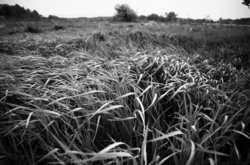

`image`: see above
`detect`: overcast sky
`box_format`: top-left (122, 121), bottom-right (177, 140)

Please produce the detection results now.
top-left (0, 0), bottom-right (249, 20)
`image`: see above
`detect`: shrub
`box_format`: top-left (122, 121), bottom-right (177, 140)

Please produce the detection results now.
top-left (93, 31), bottom-right (106, 42)
top-left (137, 15), bottom-right (147, 22)
top-left (113, 4), bottom-right (137, 22)
top-left (24, 24), bottom-right (41, 33)
top-left (48, 15), bottom-right (60, 20)
top-left (53, 24), bottom-right (65, 30)
top-left (147, 13), bottom-right (161, 22)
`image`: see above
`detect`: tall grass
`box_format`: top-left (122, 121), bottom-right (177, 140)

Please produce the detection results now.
top-left (0, 23), bottom-right (250, 165)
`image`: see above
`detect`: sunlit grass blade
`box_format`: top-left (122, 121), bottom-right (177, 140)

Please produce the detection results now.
top-left (150, 130), bottom-right (183, 142)
top-left (185, 140), bottom-right (195, 165)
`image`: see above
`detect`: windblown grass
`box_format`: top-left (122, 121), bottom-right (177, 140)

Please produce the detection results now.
top-left (0, 22), bottom-right (250, 165)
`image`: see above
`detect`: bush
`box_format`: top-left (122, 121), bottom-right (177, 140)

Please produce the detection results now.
top-left (137, 15), bottom-right (147, 22)
top-left (113, 4), bottom-right (137, 22)
top-left (24, 24), bottom-right (41, 33)
top-left (48, 15), bottom-right (60, 20)
top-left (54, 24), bottom-right (65, 30)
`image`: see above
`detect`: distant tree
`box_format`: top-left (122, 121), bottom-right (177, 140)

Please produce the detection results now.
top-left (147, 13), bottom-right (160, 21)
top-left (31, 10), bottom-right (40, 19)
top-left (242, 0), bottom-right (250, 9)
top-left (219, 17), bottom-right (223, 24)
top-left (113, 4), bottom-right (137, 22)
top-left (138, 15), bottom-right (147, 21)
top-left (48, 15), bottom-right (60, 20)
top-left (1, 4), bottom-right (15, 18)
top-left (159, 16), bottom-right (166, 22)
top-left (165, 12), bottom-right (177, 22)
top-left (0, 4), bottom-right (42, 20)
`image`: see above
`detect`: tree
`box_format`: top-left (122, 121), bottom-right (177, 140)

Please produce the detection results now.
top-left (138, 15), bottom-right (147, 21)
top-left (165, 12), bottom-right (177, 22)
top-left (147, 13), bottom-right (160, 21)
top-left (32, 10), bottom-right (40, 19)
top-left (0, 4), bottom-right (42, 20)
top-left (113, 4), bottom-right (137, 22)
top-left (242, 0), bottom-right (250, 9)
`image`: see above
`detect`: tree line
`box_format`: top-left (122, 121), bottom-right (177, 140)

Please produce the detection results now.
top-left (113, 4), bottom-right (178, 22)
top-left (0, 2), bottom-right (249, 23)
top-left (114, 3), bottom-right (250, 24)
top-left (0, 4), bottom-right (42, 20)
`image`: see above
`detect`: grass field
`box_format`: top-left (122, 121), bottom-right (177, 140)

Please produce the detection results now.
top-left (0, 19), bottom-right (250, 165)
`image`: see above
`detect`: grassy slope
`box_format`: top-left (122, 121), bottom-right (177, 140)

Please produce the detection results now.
top-left (0, 20), bottom-right (250, 165)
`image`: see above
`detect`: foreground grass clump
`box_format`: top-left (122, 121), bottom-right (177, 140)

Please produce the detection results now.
top-left (0, 45), bottom-right (250, 165)
top-left (24, 23), bottom-right (42, 33)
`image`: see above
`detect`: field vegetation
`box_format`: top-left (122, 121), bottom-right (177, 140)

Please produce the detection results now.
top-left (0, 8), bottom-right (250, 165)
